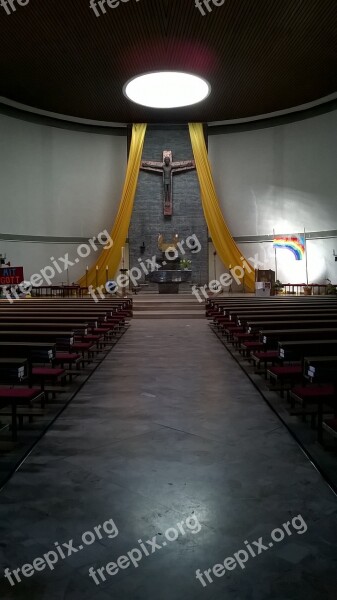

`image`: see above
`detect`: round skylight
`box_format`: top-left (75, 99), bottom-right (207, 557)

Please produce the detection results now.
top-left (123, 72), bottom-right (210, 109)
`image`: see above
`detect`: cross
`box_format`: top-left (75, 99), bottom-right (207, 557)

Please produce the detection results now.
top-left (140, 150), bottom-right (195, 216)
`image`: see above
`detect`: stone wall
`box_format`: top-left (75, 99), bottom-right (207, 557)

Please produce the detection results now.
top-left (129, 126), bottom-right (209, 289)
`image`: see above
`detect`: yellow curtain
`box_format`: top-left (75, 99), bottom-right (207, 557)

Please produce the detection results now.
top-left (78, 123), bottom-right (147, 289)
top-left (188, 123), bottom-right (255, 292)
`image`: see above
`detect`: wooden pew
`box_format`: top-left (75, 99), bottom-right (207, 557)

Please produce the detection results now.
top-left (306, 357), bottom-right (337, 381)
top-left (207, 296), bottom-right (337, 451)
top-left (214, 308), bottom-right (337, 328)
top-left (279, 340), bottom-right (337, 361)
top-left (268, 340), bottom-right (337, 398)
top-left (0, 356), bottom-right (44, 441)
top-left (207, 297), bottom-right (337, 316)
top-left (0, 322), bottom-right (88, 334)
top-left (260, 328), bottom-right (337, 350)
top-left (0, 358), bottom-right (28, 383)
top-left (0, 330), bottom-right (74, 345)
top-left (247, 319), bottom-right (337, 334)
top-left (301, 357), bottom-right (337, 442)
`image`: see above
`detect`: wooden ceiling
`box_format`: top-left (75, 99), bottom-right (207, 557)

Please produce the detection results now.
top-left (0, 0), bottom-right (336, 124)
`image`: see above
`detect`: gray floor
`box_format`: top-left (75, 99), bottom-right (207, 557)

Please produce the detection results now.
top-left (0, 320), bottom-right (336, 600)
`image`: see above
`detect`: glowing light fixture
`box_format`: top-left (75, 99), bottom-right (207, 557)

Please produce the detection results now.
top-left (124, 72), bottom-right (210, 109)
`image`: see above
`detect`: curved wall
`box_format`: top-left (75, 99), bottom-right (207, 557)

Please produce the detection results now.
top-left (208, 110), bottom-right (337, 285)
top-left (1, 107), bottom-right (336, 288)
top-left (0, 114), bottom-right (126, 282)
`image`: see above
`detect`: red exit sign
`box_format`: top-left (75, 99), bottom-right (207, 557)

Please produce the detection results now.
top-left (0, 267), bottom-right (24, 286)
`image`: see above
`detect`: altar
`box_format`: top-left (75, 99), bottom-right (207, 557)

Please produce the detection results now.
top-left (149, 269), bottom-right (192, 294)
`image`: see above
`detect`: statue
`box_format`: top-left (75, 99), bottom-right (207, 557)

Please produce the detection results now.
top-left (157, 233), bottom-right (179, 253)
top-left (141, 150), bottom-right (195, 216)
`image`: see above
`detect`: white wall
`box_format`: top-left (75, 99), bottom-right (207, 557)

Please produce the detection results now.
top-left (208, 110), bottom-right (337, 285)
top-left (0, 114), bottom-right (126, 282)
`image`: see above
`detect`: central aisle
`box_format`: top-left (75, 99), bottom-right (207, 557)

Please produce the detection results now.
top-left (0, 320), bottom-right (336, 600)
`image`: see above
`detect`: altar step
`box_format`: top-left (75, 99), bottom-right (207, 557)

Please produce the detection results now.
top-left (132, 295), bottom-right (205, 319)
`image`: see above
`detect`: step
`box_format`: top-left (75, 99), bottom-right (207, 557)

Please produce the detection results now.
top-left (133, 310), bottom-right (204, 319)
top-left (133, 303), bottom-right (203, 311)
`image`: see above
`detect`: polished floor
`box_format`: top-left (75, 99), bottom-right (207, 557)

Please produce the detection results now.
top-left (0, 320), bottom-right (336, 600)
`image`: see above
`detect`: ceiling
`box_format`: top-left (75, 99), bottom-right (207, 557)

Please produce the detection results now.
top-left (0, 0), bottom-right (337, 124)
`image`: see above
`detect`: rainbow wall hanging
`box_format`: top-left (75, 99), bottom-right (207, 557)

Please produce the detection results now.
top-left (273, 235), bottom-right (305, 261)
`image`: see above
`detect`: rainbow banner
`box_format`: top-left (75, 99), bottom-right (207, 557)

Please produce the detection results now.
top-left (273, 234), bottom-right (305, 261)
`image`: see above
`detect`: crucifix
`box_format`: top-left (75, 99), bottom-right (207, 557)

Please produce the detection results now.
top-left (140, 150), bottom-right (195, 216)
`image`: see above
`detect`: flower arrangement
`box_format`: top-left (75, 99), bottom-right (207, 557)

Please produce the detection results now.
top-left (180, 259), bottom-right (192, 270)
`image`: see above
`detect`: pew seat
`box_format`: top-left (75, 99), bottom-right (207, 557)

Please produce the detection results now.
top-left (269, 365), bottom-right (302, 378)
top-left (32, 367), bottom-right (65, 379)
top-left (0, 387), bottom-right (45, 440)
top-left (290, 385), bottom-right (335, 410)
top-left (32, 368), bottom-right (66, 395)
top-left (0, 387), bottom-right (42, 401)
top-left (268, 365), bottom-right (302, 394)
top-left (54, 352), bottom-right (82, 368)
top-left (240, 341), bottom-right (264, 357)
top-left (72, 342), bottom-right (96, 361)
top-left (251, 350), bottom-right (280, 375)
top-left (291, 384), bottom-right (335, 401)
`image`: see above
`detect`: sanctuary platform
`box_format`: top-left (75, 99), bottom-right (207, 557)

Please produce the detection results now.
top-left (132, 293), bottom-right (205, 319)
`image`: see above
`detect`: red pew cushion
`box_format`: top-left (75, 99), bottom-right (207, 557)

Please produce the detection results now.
top-left (291, 385), bottom-right (335, 398)
top-left (0, 388), bottom-right (41, 400)
top-left (55, 353), bottom-right (81, 362)
top-left (72, 343), bottom-right (95, 350)
top-left (269, 366), bottom-right (302, 376)
top-left (253, 351), bottom-right (279, 359)
top-left (32, 368), bottom-right (65, 377)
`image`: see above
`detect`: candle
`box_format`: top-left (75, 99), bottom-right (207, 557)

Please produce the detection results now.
top-left (121, 247), bottom-right (125, 260)
top-left (96, 266), bottom-right (99, 270)
top-left (106, 265), bottom-right (108, 270)
top-left (86, 266), bottom-right (89, 271)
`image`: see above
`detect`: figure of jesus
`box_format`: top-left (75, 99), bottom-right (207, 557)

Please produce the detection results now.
top-left (141, 151), bottom-right (195, 216)
top-left (163, 156), bottom-right (172, 198)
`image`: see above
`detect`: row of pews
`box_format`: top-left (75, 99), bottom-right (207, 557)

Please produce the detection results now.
top-left (0, 297), bottom-right (132, 442)
top-left (206, 295), bottom-right (337, 445)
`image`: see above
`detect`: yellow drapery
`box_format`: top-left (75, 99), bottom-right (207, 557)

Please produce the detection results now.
top-left (188, 123), bottom-right (255, 292)
top-left (78, 123), bottom-right (147, 289)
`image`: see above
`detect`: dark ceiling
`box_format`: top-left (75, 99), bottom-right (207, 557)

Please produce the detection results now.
top-left (0, 0), bottom-right (337, 124)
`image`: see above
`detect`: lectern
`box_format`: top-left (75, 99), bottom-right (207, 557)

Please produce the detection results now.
top-left (255, 269), bottom-right (275, 297)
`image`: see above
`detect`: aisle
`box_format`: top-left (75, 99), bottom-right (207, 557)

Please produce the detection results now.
top-left (0, 320), bottom-right (336, 600)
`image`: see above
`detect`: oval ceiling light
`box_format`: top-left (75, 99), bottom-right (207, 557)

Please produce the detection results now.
top-left (123, 72), bottom-right (211, 109)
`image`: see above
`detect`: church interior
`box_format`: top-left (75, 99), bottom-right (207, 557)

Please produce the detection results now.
top-left (0, 1), bottom-right (336, 599)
